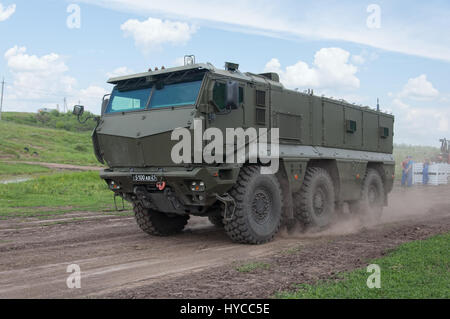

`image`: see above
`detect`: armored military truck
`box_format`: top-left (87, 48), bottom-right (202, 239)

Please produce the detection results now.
top-left (74, 60), bottom-right (394, 245)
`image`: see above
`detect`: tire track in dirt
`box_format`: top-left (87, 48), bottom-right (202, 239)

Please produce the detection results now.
top-left (0, 185), bottom-right (449, 299)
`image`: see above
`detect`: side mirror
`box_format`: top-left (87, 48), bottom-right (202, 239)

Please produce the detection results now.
top-left (73, 105), bottom-right (85, 117)
top-left (226, 81), bottom-right (239, 110)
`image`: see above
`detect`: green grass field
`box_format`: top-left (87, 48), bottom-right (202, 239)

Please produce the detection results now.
top-left (0, 171), bottom-right (131, 219)
top-left (0, 162), bottom-right (51, 177)
top-left (277, 233), bottom-right (450, 299)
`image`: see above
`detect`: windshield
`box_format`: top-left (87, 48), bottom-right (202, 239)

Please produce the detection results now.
top-left (106, 80), bottom-right (203, 114)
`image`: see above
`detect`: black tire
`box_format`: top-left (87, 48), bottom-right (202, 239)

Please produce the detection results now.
top-left (295, 167), bottom-right (336, 228)
top-left (349, 168), bottom-right (385, 224)
top-left (224, 166), bottom-right (283, 244)
top-left (208, 214), bottom-right (224, 228)
top-left (133, 203), bottom-right (189, 236)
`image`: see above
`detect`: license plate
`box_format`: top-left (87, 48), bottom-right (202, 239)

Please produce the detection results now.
top-left (132, 174), bottom-right (158, 182)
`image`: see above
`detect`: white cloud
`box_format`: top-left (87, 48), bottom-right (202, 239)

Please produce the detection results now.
top-left (351, 55), bottom-right (365, 65)
top-left (80, 0), bottom-right (450, 62)
top-left (392, 98), bottom-right (410, 110)
top-left (264, 48), bottom-right (360, 90)
top-left (77, 85), bottom-right (109, 110)
top-left (0, 3), bottom-right (15, 22)
top-left (3, 46), bottom-right (107, 114)
top-left (106, 66), bottom-right (134, 79)
top-left (5, 46), bottom-right (76, 99)
top-left (121, 17), bottom-right (197, 53)
top-left (398, 74), bottom-right (439, 100)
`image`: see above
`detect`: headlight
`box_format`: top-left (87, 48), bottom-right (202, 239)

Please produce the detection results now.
top-left (191, 181), bottom-right (205, 192)
top-left (109, 180), bottom-right (121, 190)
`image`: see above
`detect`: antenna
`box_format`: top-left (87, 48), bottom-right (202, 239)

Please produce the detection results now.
top-left (377, 98), bottom-right (380, 112)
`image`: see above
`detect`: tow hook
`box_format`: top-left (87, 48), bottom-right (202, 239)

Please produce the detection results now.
top-left (156, 181), bottom-right (166, 191)
top-left (114, 193), bottom-right (125, 212)
top-left (215, 193), bottom-right (236, 221)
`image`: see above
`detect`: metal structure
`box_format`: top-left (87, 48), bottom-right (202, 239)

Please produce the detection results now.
top-left (75, 61), bottom-right (395, 244)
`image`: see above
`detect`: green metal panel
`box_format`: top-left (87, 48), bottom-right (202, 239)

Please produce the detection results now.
top-left (322, 101), bottom-right (344, 148)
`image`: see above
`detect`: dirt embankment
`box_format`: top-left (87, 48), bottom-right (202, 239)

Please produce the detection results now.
top-left (0, 185), bottom-right (449, 299)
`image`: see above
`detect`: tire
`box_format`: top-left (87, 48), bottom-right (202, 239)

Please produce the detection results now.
top-left (133, 202), bottom-right (189, 236)
top-left (208, 214), bottom-right (224, 228)
top-left (224, 166), bottom-right (283, 245)
top-left (295, 167), bottom-right (336, 229)
top-left (349, 168), bottom-right (385, 224)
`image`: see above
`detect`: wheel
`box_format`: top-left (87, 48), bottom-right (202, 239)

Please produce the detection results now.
top-left (295, 167), bottom-right (336, 229)
top-left (349, 168), bottom-right (385, 224)
top-left (224, 166), bottom-right (283, 244)
top-left (208, 214), bottom-right (224, 228)
top-left (133, 202), bottom-right (189, 236)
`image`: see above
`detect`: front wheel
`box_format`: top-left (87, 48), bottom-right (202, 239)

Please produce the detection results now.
top-left (133, 203), bottom-right (189, 236)
top-left (224, 166), bottom-right (283, 245)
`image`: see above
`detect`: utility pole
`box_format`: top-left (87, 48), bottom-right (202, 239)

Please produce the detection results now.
top-left (64, 97), bottom-right (67, 113)
top-left (0, 78), bottom-right (5, 121)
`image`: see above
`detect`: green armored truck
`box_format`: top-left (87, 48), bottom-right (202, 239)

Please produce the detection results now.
top-left (74, 60), bottom-right (395, 245)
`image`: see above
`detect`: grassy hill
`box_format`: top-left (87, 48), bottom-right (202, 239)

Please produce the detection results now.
top-left (0, 120), bottom-right (99, 166)
top-left (1, 111), bottom-right (97, 132)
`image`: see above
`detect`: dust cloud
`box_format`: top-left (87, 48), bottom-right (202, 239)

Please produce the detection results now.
top-left (279, 184), bottom-right (450, 239)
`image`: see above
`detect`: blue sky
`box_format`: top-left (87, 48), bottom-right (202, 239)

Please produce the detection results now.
top-left (0, 0), bottom-right (449, 146)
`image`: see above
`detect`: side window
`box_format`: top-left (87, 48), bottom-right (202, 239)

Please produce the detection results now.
top-left (213, 82), bottom-right (226, 110)
top-left (213, 82), bottom-right (245, 111)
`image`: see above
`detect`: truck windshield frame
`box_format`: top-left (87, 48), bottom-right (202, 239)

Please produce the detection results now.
top-left (105, 79), bottom-right (203, 114)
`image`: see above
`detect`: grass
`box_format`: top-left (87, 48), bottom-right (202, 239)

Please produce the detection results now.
top-left (281, 245), bottom-right (303, 255)
top-left (0, 162), bottom-right (51, 178)
top-left (2, 111), bottom-right (97, 132)
top-left (0, 171), bottom-right (132, 219)
top-left (277, 233), bottom-right (450, 299)
top-left (0, 120), bottom-right (99, 166)
top-left (236, 262), bottom-right (272, 273)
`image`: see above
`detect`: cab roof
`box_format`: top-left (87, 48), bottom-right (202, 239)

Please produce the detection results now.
top-left (107, 62), bottom-right (283, 89)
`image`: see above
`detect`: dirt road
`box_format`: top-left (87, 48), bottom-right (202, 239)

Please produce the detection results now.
top-left (5, 161), bottom-right (102, 172)
top-left (0, 185), bottom-right (449, 299)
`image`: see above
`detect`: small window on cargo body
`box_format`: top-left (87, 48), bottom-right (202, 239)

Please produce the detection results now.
top-left (256, 108), bottom-right (266, 125)
top-left (346, 120), bottom-right (357, 133)
top-left (380, 127), bottom-right (390, 138)
top-left (256, 90), bottom-right (266, 107)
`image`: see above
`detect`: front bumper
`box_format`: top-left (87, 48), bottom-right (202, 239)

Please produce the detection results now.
top-left (100, 166), bottom-right (240, 212)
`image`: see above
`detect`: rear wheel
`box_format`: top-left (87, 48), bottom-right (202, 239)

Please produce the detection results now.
top-left (295, 167), bottom-right (336, 229)
top-left (133, 203), bottom-right (189, 236)
top-left (224, 166), bottom-right (283, 244)
top-left (349, 168), bottom-right (385, 224)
